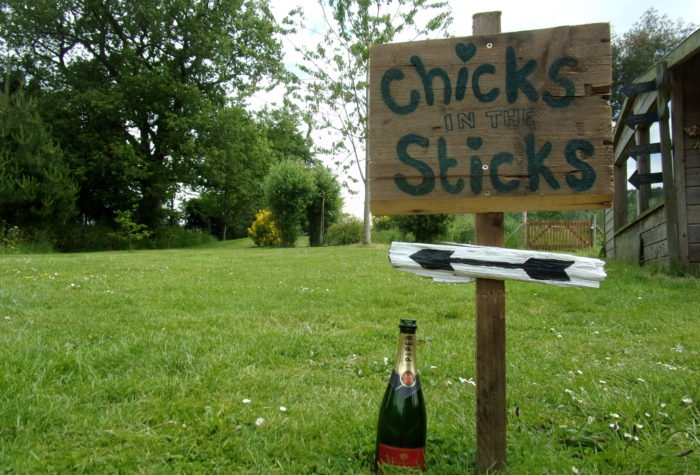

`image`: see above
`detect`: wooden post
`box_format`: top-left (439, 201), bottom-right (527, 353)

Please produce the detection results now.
top-left (473, 11), bottom-right (506, 473)
top-left (657, 62), bottom-right (681, 266)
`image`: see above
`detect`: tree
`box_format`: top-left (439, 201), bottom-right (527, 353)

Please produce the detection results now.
top-left (0, 75), bottom-right (77, 235)
top-left (263, 160), bottom-right (317, 246)
top-left (1, 0), bottom-right (285, 229)
top-left (390, 214), bottom-right (452, 243)
top-left (194, 106), bottom-right (273, 241)
top-left (288, 0), bottom-right (452, 244)
top-left (109, 206), bottom-right (152, 251)
top-left (307, 164), bottom-right (344, 247)
top-left (611, 8), bottom-right (696, 119)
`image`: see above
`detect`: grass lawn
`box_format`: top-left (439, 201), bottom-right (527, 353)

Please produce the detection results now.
top-left (0, 240), bottom-right (698, 473)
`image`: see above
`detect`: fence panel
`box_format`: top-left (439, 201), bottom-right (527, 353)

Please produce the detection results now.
top-left (526, 220), bottom-right (594, 250)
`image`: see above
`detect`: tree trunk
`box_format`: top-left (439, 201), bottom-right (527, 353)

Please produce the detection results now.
top-left (362, 149), bottom-right (372, 245)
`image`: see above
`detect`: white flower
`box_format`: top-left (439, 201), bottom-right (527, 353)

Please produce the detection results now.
top-left (255, 417), bottom-right (265, 426)
top-left (572, 467), bottom-right (580, 474)
top-left (279, 406), bottom-right (287, 412)
top-left (242, 398), bottom-right (251, 404)
top-left (383, 357), bottom-right (389, 365)
top-left (598, 380), bottom-right (607, 384)
top-left (682, 397), bottom-right (693, 404)
top-left (459, 377), bottom-right (476, 386)
top-left (609, 413), bottom-right (621, 419)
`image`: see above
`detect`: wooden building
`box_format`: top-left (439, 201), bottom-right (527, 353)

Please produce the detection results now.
top-left (605, 29), bottom-right (700, 270)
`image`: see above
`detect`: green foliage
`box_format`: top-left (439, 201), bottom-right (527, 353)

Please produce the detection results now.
top-left (390, 214), bottom-right (454, 243)
top-left (289, 0), bottom-right (453, 243)
top-left (611, 8), bottom-right (696, 119)
top-left (108, 206), bottom-right (152, 251)
top-left (307, 165), bottom-right (344, 247)
top-left (0, 222), bottom-right (24, 253)
top-left (2, 0), bottom-right (285, 229)
top-left (248, 210), bottom-right (282, 247)
top-left (194, 106), bottom-right (274, 240)
top-left (325, 214), bottom-right (364, 245)
top-left (263, 160), bottom-right (317, 246)
top-left (0, 76), bottom-right (77, 235)
top-left (445, 214), bottom-right (476, 244)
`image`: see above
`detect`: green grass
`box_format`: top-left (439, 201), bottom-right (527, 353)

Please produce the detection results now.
top-left (1, 240), bottom-right (698, 473)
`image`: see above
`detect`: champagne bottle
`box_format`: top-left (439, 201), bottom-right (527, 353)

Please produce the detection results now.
top-left (376, 319), bottom-right (427, 472)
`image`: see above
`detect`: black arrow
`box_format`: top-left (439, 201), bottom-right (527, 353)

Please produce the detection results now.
top-left (410, 249), bottom-right (574, 282)
top-left (622, 80), bottom-right (657, 98)
top-left (627, 142), bottom-right (661, 159)
top-left (628, 170), bottom-right (663, 189)
top-left (625, 112), bottom-right (658, 129)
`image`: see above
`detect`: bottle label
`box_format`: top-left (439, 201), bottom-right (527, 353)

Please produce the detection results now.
top-left (377, 443), bottom-right (425, 471)
top-left (389, 370), bottom-right (421, 398)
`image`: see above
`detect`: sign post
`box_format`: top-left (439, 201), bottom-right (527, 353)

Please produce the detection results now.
top-left (368, 11), bottom-right (612, 472)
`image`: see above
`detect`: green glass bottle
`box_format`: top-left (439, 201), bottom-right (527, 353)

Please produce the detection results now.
top-left (376, 319), bottom-right (427, 472)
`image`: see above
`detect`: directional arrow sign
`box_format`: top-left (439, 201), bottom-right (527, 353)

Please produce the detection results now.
top-left (390, 242), bottom-right (606, 288)
top-left (627, 142), bottom-right (661, 159)
top-left (621, 79), bottom-right (657, 98)
top-left (628, 170), bottom-right (663, 189)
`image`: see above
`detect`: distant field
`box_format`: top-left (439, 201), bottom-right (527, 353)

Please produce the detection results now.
top-left (0, 240), bottom-right (698, 473)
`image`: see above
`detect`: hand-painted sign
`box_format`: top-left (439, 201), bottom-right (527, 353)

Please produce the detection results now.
top-left (369, 24), bottom-right (613, 215)
top-left (389, 242), bottom-right (606, 288)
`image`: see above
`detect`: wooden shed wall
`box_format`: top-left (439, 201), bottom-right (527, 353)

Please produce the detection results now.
top-left (612, 205), bottom-right (668, 265)
top-left (679, 55), bottom-right (700, 267)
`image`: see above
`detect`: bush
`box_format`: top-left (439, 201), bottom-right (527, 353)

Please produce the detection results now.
top-left (325, 214), bottom-right (364, 246)
top-left (147, 227), bottom-right (216, 249)
top-left (263, 160), bottom-right (316, 246)
top-left (372, 227), bottom-right (409, 245)
top-left (446, 214), bottom-right (475, 244)
top-left (0, 222), bottom-right (24, 252)
top-left (248, 210), bottom-right (282, 247)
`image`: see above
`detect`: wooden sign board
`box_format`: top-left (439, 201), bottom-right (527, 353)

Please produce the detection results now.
top-left (368, 23), bottom-right (613, 215)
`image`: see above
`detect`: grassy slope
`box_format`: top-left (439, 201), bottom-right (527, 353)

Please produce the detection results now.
top-left (0, 241), bottom-right (698, 473)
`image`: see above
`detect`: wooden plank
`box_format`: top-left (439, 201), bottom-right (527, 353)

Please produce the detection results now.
top-left (368, 23), bottom-right (612, 215)
top-left (625, 112), bottom-right (658, 129)
top-left (471, 13), bottom-right (506, 473)
top-left (622, 79), bottom-right (657, 98)
top-left (688, 187), bottom-right (700, 206)
top-left (389, 241), bottom-right (607, 288)
top-left (657, 62), bottom-right (681, 265)
top-left (687, 205), bottom-right (700, 225)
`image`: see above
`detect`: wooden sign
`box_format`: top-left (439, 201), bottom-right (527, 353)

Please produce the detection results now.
top-left (389, 242), bottom-right (606, 288)
top-left (368, 23), bottom-right (613, 215)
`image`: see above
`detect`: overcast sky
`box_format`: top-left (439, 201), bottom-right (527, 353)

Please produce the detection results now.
top-left (260, 0), bottom-right (699, 217)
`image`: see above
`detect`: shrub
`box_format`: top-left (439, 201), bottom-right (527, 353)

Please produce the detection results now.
top-left (0, 222), bottom-right (24, 252)
top-left (325, 214), bottom-right (363, 246)
top-left (263, 160), bottom-right (316, 246)
top-left (446, 214), bottom-right (475, 244)
top-left (248, 210), bottom-right (282, 247)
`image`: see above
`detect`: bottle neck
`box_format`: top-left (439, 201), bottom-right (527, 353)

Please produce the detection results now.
top-left (394, 331), bottom-right (418, 376)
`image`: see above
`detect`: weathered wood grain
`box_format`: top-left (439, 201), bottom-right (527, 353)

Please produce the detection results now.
top-left (369, 23), bottom-right (613, 215)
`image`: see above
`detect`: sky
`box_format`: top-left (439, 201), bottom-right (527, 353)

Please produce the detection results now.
top-left (257, 0), bottom-right (699, 217)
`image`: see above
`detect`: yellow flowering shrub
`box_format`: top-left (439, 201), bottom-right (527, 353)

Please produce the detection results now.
top-left (247, 210), bottom-right (282, 247)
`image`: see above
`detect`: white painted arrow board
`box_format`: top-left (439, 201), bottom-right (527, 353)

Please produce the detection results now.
top-left (389, 242), bottom-right (606, 288)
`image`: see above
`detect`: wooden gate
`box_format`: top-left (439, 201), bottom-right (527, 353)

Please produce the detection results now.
top-left (526, 220), bottom-right (594, 250)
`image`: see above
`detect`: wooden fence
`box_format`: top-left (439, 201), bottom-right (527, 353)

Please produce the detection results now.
top-left (526, 220), bottom-right (595, 250)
